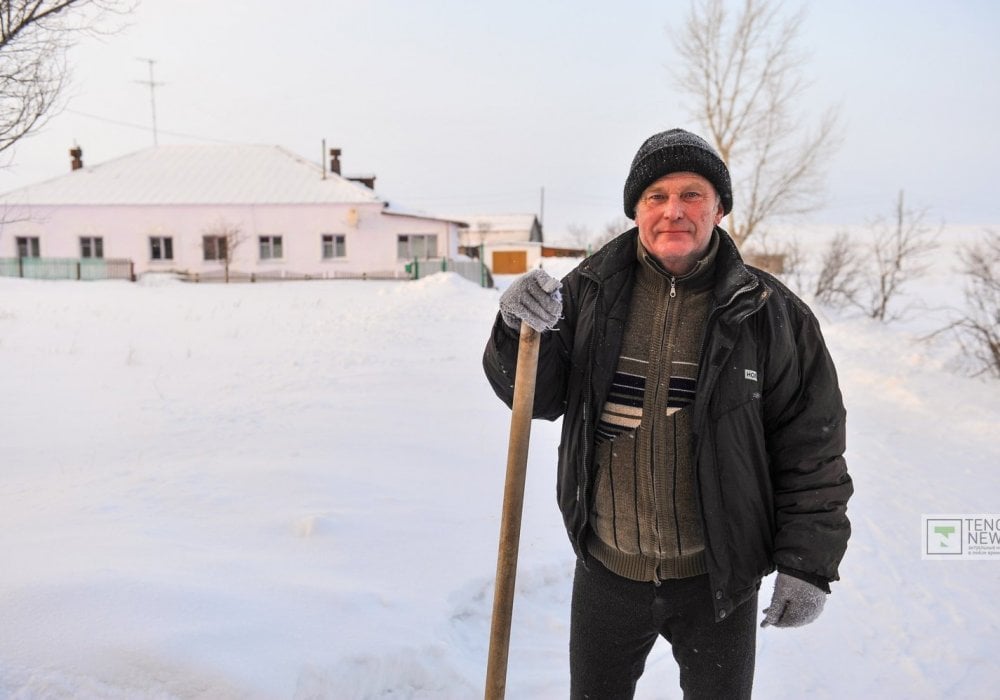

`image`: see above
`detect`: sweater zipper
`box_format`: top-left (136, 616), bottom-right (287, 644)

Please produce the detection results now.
top-left (652, 274), bottom-right (676, 583)
top-left (650, 273), bottom-right (675, 561)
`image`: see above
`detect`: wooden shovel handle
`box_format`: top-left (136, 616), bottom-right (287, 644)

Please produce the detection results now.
top-left (484, 321), bottom-right (541, 700)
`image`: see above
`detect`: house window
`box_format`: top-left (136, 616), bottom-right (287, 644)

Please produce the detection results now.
top-left (150, 236), bottom-right (174, 261)
top-left (16, 237), bottom-right (40, 258)
top-left (80, 236), bottom-right (104, 259)
top-left (259, 235), bottom-right (283, 260)
top-left (322, 234), bottom-right (346, 259)
top-left (397, 234), bottom-right (437, 260)
top-left (203, 236), bottom-right (228, 261)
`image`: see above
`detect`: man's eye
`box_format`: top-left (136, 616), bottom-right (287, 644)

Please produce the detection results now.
top-left (646, 193), bottom-right (667, 203)
top-left (682, 191), bottom-right (703, 201)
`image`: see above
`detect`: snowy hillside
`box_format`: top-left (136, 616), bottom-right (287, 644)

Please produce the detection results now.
top-left (1, 253), bottom-right (998, 698)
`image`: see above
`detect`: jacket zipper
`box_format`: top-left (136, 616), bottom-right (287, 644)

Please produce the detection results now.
top-left (577, 270), bottom-right (601, 545)
top-left (692, 277), bottom-right (765, 447)
top-left (693, 276), bottom-right (765, 611)
top-left (697, 278), bottom-right (762, 375)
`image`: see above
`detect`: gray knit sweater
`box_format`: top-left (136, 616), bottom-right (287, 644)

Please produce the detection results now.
top-left (587, 233), bottom-right (719, 582)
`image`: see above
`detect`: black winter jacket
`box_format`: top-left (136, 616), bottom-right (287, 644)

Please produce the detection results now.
top-left (483, 227), bottom-right (853, 621)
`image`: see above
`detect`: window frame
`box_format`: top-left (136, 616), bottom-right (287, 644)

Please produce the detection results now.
top-left (15, 236), bottom-right (40, 258)
top-left (150, 236), bottom-right (174, 261)
top-left (397, 233), bottom-right (438, 261)
top-left (80, 236), bottom-right (104, 259)
top-left (322, 233), bottom-right (346, 259)
top-left (203, 235), bottom-right (228, 262)
top-left (259, 234), bottom-right (283, 261)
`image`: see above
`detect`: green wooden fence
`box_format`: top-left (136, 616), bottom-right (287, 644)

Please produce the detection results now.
top-left (0, 258), bottom-right (135, 281)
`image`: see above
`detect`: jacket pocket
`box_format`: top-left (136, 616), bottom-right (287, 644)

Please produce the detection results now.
top-left (710, 399), bottom-right (775, 585)
top-left (708, 340), bottom-right (763, 419)
top-left (709, 378), bottom-right (761, 421)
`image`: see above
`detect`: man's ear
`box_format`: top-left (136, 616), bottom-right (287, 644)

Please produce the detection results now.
top-left (714, 201), bottom-right (725, 224)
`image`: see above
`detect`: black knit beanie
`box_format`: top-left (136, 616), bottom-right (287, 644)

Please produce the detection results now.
top-left (623, 128), bottom-right (732, 219)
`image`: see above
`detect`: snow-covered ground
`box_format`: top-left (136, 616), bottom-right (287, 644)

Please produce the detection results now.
top-left (1, 242), bottom-right (998, 698)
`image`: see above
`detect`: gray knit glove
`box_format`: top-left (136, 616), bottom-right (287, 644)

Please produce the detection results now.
top-left (498, 269), bottom-right (562, 332)
top-left (761, 573), bottom-right (827, 628)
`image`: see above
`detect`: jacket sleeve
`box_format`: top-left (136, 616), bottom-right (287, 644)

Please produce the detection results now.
top-left (761, 293), bottom-right (853, 587)
top-left (482, 272), bottom-right (578, 421)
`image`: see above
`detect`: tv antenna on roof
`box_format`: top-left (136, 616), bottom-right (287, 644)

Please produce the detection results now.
top-left (135, 58), bottom-right (163, 146)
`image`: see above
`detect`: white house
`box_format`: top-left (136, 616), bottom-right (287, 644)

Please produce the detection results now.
top-left (453, 213), bottom-right (543, 274)
top-left (0, 144), bottom-right (468, 281)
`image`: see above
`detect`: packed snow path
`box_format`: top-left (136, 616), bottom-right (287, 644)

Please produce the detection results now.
top-left (1, 272), bottom-right (997, 698)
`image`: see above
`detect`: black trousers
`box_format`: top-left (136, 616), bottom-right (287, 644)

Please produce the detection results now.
top-left (570, 557), bottom-right (757, 700)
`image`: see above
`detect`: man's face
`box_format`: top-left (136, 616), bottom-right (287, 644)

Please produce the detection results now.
top-left (634, 172), bottom-right (724, 276)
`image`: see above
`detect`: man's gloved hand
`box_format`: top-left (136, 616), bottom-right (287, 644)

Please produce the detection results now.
top-left (498, 268), bottom-right (563, 332)
top-left (761, 573), bottom-right (827, 628)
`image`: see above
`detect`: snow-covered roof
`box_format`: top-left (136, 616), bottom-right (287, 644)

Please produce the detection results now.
top-left (382, 207), bottom-right (468, 227)
top-left (449, 213), bottom-right (539, 232)
top-left (0, 144), bottom-right (383, 206)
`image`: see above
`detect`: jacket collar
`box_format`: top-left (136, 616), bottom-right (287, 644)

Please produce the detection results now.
top-left (710, 226), bottom-right (760, 307)
top-left (637, 230), bottom-right (719, 292)
top-left (578, 227), bottom-right (639, 283)
top-left (581, 226), bottom-right (759, 305)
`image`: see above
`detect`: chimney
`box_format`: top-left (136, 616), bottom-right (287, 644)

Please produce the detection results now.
top-left (69, 146), bottom-right (83, 171)
top-left (329, 148), bottom-right (341, 175)
top-left (348, 175), bottom-right (376, 190)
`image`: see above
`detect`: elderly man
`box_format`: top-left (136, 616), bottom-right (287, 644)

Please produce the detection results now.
top-left (483, 128), bottom-right (853, 699)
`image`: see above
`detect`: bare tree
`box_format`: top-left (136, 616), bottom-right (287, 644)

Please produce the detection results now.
top-left (935, 231), bottom-right (1000, 378)
top-left (743, 228), bottom-right (808, 292)
top-left (0, 1), bottom-right (131, 159)
top-left (861, 191), bottom-right (938, 322)
top-left (809, 193), bottom-right (938, 322)
top-left (564, 222), bottom-right (593, 249)
top-left (671, 0), bottom-right (840, 246)
top-left (202, 219), bottom-right (246, 283)
top-left (778, 235), bottom-right (807, 293)
top-left (813, 232), bottom-right (862, 307)
top-left (562, 216), bottom-right (632, 253)
top-left (591, 216), bottom-right (633, 250)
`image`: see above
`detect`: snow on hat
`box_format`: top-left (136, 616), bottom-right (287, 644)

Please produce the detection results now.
top-left (623, 128), bottom-right (732, 219)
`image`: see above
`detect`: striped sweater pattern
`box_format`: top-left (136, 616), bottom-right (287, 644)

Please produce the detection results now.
top-left (587, 234), bottom-right (718, 583)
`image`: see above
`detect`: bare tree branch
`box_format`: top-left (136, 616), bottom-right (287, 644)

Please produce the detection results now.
top-left (564, 222), bottom-right (593, 249)
top-left (813, 231), bottom-right (862, 307)
top-left (862, 190), bottom-right (938, 322)
top-left (202, 219), bottom-right (247, 284)
top-left (592, 216), bottom-right (633, 250)
top-left (933, 230), bottom-right (1000, 378)
top-left (0, 0), bottom-right (132, 158)
top-left (565, 216), bottom-right (633, 252)
top-left (671, 0), bottom-right (841, 246)
top-left (742, 226), bottom-right (807, 290)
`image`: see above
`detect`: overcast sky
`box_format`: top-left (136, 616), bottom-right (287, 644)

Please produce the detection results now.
top-left (2, 0), bottom-right (998, 239)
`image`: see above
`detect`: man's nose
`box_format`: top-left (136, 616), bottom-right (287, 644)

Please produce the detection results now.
top-left (662, 196), bottom-right (684, 219)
